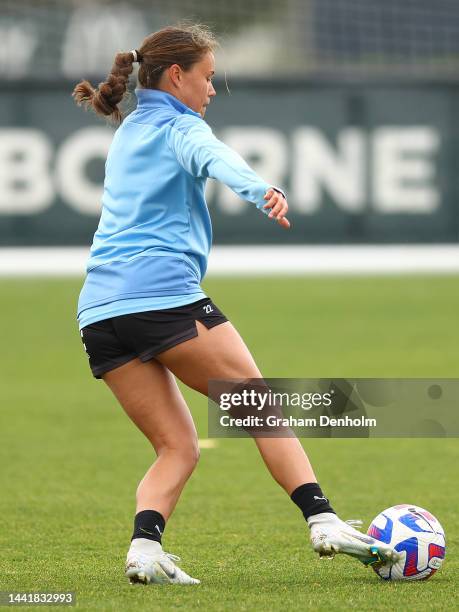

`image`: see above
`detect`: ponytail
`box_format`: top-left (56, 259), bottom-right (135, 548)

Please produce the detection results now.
top-left (73, 51), bottom-right (137, 123)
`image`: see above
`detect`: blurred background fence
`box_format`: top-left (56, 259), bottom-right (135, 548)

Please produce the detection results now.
top-left (1, 0), bottom-right (459, 249)
top-left (3, 0), bottom-right (459, 80)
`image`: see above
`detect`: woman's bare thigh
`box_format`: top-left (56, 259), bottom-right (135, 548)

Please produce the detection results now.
top-left (155, 321), bottom-right (262, 395)
top-left (102, 357), bottom-right (198, 453)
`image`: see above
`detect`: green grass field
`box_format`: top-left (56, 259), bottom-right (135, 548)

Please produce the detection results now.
top-left (0, 276), bottom-right (458, 611)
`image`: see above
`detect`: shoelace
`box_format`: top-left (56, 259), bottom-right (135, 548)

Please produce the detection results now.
top-left (163, 552), bottom-right (181, 563)
top-left (345, 519), bottom-right (363, 530)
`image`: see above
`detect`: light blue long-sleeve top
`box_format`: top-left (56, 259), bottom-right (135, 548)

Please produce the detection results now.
top-left (77, 88), bottom-right (281, 329)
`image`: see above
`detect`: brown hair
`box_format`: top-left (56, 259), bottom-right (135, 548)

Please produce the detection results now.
top-left (73, 24), bottom-right (217, 123)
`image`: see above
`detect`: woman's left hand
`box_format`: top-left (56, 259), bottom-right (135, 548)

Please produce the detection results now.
top-left (263, 189), bottom-right (291, 229)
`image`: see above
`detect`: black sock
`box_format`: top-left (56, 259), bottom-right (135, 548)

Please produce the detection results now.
top-left (131, 510), bottom-right (166, 544)
top-left (290, 483), bottom-right (336, 521)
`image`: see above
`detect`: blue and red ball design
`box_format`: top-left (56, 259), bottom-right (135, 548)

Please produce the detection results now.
top-left (367, 504), bottom-right (445, 581)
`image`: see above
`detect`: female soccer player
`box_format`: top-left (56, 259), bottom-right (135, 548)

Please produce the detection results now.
top-left (74, 24), bottom-right (398, 585)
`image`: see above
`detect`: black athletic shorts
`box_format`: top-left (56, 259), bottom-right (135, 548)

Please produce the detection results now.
top-left (80, 297), bottom-right (228, 379)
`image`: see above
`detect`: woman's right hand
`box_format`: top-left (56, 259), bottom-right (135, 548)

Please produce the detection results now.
top-left (263, 189), bottom-right (291, 229)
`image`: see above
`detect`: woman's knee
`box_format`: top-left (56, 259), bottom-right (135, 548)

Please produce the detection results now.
top-left (180, 439), bottom-right (201, 468)
top-left (157, 437), bottom-right (201, 470)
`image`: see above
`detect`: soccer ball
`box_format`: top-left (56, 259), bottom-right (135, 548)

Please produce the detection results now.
top-left (367, 504), bottom-right (446, 580)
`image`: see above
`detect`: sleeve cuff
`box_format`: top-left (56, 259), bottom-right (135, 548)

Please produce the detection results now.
top-left (271, 186), bottom-right (286, 198)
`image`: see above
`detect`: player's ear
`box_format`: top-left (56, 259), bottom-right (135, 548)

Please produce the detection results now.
top-left (168, 64), bottom-right (182, 88)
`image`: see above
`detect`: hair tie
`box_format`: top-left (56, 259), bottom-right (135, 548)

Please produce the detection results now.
top-left (131, 49), bottom-right (142, 63)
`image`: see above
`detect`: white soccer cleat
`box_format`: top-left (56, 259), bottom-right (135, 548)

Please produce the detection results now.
top-left (308, 513), bottom-right (402, 567)
top-left (125, 539), bottom-right (200, 585)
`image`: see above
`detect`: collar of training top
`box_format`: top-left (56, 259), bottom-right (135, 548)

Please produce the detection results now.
top-left (135, 88), bottom-right (201, 118)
